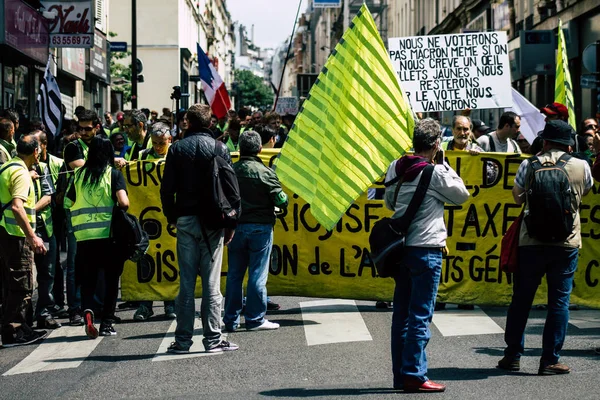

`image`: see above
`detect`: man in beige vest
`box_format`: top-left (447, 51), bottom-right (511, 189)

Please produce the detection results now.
top-left (498, 120), bottom-right (592, 375)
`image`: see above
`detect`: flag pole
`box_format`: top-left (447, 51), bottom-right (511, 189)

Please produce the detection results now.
top-left (272, 0), bottom-right (303, 112)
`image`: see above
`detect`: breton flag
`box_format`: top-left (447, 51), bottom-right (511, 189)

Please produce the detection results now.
top-left (555, 19), bottom-right (576, 129)
top-left (197, 43), bottom-right (231, 119)
top-left (275, 4), bottom-right (414, 231)
top-left (37, 55), bottom-right (62, 139)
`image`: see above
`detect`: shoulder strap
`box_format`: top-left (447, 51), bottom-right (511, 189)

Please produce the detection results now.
top-left (391, 165), bottom-right (435, 233)
top-left (510, 138), bottom-right (519, 153)
top-left (0, 162), bottom-right (27, 214)
top-left (556, 152), bottom-right (572, 168)
top-left (486, 134), bottom-right (496, 152)
top-left (0, 161), bottom-right (24, 176)
top-left (528, 155), bottom-right (542, 172)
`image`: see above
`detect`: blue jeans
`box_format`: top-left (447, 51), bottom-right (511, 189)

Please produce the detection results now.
top-left (65, 211), bottom-right (81, 310)
top-left (391, 247), bottom-right (443, 384)
top-left (175, 216), bottom-right (224, 350)
top-left (504, 246), bottom-right (578, 364)
top-left (224, 223), bottom-right (273, 330)
top-left (34, 232), bottom-right (57, 319)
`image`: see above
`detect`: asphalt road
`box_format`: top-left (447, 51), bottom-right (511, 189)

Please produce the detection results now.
top-left (0, 297), bottom-right (598, 400)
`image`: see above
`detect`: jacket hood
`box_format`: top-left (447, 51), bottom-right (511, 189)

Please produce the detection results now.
top-left (395, 155), bottom-right (431, 182)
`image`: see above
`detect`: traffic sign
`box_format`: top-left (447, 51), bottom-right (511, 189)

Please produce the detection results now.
top-left (110, 42), bottom-right (128, 52)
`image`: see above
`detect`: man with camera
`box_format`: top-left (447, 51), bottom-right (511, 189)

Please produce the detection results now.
top-left (384, 118), bottom-right (469, 392)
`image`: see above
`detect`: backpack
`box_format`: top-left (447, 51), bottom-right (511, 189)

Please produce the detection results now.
top-left (111, 206), bottom-right (150, 262)
top-left (369, 165), bottom-right (434, 277)
top-left (0, 162), bottom-right (27, 223)
top-left (524, 153), bottom-right (575, 242)
top-left (201, 140), bottom-right (241, 230)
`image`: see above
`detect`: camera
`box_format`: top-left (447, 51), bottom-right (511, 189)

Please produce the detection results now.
top-left (170, 86), bottom-right (190, 101)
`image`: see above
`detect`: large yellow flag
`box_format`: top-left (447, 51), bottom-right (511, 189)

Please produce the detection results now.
top-left (555, 19), bottom-right (576, 128)
top-left (275, 4), bottom-right (414, 231)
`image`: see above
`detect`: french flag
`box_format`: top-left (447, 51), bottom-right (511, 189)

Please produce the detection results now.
top-left (197, 43), bottom-right (231, 119)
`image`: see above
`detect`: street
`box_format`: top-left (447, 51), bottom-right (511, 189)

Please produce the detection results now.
top-left (0, 297), bottom-right (598, 400)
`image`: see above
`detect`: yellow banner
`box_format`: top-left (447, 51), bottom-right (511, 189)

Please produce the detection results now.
top-left (120, 149), bottom-right (600, 308)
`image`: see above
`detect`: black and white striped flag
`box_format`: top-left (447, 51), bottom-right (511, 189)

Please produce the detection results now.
top-left (37, 55), bottom-right (62, 138)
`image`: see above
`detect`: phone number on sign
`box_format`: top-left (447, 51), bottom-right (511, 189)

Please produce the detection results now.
top-left (51, 35), bottom-right (92, 46)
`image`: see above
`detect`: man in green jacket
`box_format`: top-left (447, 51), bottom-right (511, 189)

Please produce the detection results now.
top-left (223, 131), bottom-right (288, 332)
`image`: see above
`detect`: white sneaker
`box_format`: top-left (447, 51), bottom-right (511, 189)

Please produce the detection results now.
top-left (247, 320), bottom-right (280, 331)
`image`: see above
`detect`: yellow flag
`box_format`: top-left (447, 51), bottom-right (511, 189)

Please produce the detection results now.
top-left (275, 4), bottom-right (414, 231)
top-left (555, 19), bottom-right (576, 129)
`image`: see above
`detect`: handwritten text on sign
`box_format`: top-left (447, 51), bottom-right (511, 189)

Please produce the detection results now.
top-left (388, 32), bottom-right (512, 112)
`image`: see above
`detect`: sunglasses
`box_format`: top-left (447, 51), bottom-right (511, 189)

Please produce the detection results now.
top-left (77, 126), bottom-right (95, 132)
top-left (585, 124), bottom-right (598, 130)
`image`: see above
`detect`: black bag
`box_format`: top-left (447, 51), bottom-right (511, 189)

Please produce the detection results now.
top-left (369, 165), bottom-right (435, 278)
top-left (524, 153), bottom-right (575, 242)
top-left (0, 162), bottom-right (26, 222)
top-left (202, 140), bottom-right (241, 230)
top-left (111, 207), bottom-right (150, 262)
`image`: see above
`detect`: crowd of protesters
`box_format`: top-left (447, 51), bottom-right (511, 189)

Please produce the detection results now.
top-left (0, 101), bottom-right (599, 392)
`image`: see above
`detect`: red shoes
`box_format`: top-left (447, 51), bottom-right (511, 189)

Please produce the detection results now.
top-left (403, 377), bottom-right (447, 393)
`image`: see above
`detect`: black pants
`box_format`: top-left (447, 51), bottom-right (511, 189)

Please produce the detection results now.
top-left (0, 229), bottom-right (34, 341)
top-left (75, 239), bottom-right (124, 322)
top-left (52, 206), bottom-right (66, 308)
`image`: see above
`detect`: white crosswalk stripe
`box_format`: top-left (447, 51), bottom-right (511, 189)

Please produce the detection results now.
top-left (300, 299), bottom-right (373, 346)
top-left (1, 303), bottom-right (597, 376)
top-left (432, 306), bottom-right (505, 337)
top-left (3, 326), bottom-right (104, 376)
top-left (152, 319), bottom-right (222, 362)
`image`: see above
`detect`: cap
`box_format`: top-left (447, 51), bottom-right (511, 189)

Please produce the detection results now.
top-left (539, 120), bottom-right (575, 146)
top-left (540, 102), bottom-right (569, 120)
top-left (472, 119), bottom-right (490, 132)
top-left (116, 111), bottom-right (124, 121)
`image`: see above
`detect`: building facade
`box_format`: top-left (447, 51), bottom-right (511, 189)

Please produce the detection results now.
top-left (109, 0), bottom-right (234, 112)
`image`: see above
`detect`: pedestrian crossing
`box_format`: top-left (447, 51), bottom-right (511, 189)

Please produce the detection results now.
top-left (1, 301), bottom-right (597, 377)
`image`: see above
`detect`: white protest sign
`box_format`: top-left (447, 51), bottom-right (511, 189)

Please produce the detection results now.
top-left (275, 97), bottom-right (299, 115)
top-left (388, 32), bottom-right (512, 112)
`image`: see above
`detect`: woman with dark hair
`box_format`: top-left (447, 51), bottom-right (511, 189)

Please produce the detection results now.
top-left (65, 136), bottom-right (129, 338)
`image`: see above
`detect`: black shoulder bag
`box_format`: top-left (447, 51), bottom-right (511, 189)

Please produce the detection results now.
top-left (369, 165), bottom-right (435, 278)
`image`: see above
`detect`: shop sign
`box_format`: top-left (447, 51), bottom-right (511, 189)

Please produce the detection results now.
top-left (2, 0), bottom-right (50, 64)
top-left (60, 47), bottom-right (86, 79)
top-left (41, 0), bottom-right (94, 48)
top-left (89, 30), bottom-right (108, 81)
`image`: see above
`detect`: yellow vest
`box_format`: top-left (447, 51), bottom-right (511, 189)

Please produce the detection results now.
top-left (69, 167), bottom-right (114, 241)
top-left (46, 153), bottom-right (64, 186)
top-left (0, 158), bottom-right (36, 237)
top-left (34, 162), bottom-right (54, 237)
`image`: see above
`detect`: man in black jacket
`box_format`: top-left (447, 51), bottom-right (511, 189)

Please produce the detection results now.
top-left (160, 104), bottom-right (239, 354)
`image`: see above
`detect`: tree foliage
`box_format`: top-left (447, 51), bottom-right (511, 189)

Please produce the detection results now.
top-left (233, 69), bottom-right (273, 110)
top-left (108, 32), bottom-right (132, 103)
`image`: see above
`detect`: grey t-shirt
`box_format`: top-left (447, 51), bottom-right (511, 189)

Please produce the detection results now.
top-left (477, 131), bottom-right (521, 153)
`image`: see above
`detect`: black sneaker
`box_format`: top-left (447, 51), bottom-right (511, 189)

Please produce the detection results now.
top-left (83, 309), bottom-right (98, 339)
top-left (117, 301), bottom-right (138, 310)
top-left (99, 321), bottom-right (117, 336)
top-left (375, 301), bottom-right (391, 309)
top-left (69, 308), bottom-right (84, 326)
top-left (166, 341), bottom-right (190, 354)
top-left (207, 340), bottom-right (239, 353)
top-left (497, 356), bottom-right (520, 371)
top-left (49, 306), bottom-right (69, 319)
top-left (37, 317), bottom-right (62, 329)
top-left (2, 330), bottom-right (48, 348)
top-left (266, 300), bottom-right (281, 311)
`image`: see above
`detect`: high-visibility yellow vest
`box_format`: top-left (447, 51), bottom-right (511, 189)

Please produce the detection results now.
top-left (0, 142), bottom-right (12, 162)
top-left (125, 133), bottom-right (152, 161)
top-left (63, 139), bottom-right (89, 210)
top-left (0, 158), bottom-right (36, 237)
top-left (69, 167), bottom-right (114, 242)
top-left (46, 153), bottom-right (64, 186)
top-left (226, 136), bottom-right (238, 152)
top-left (34, 162), bottom-right (54, 238)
